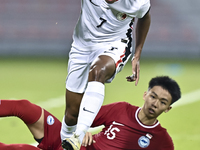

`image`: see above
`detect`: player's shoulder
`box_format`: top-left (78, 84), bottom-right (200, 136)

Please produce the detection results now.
top-left (156, 125), bottom-right (172, 139)
top-left (159, 127), bottom-right (174, 148)
top-left (112, 101), bottom-right (130, 106)
top-left (108, 0), bottom-right (150, 18)
top-left (131, 0), bottom-right (150, 5)
top-left (102, 102), bottom-right (139, 115)
top-left (119, 0), bottom-right (150, 8)
top-left (111, 101), bottom-right (138, 110)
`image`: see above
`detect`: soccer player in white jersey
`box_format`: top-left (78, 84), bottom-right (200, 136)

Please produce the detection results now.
top-left (61, 0), bottom-right (151, 149)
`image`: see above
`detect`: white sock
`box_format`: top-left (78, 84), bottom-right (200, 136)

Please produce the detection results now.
top-left (75, 81), bottom-right (105, 143)
top-left (60, 117), bottom-right (77, 141)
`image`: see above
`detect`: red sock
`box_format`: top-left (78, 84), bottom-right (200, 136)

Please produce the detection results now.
top-left (0, 99), bottom-right (42, 124)
top-left (0, 142), bottom-right (40, 150)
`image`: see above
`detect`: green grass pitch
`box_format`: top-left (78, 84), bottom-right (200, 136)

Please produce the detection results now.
top-left (0, 57), bottom-right (200, 149)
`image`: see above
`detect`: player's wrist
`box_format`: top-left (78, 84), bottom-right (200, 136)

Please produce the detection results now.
top-left (131, 55), bottom-right (140, 62)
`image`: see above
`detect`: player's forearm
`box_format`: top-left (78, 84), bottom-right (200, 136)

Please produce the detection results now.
top-left (134, 11), bottom-right (151, 60)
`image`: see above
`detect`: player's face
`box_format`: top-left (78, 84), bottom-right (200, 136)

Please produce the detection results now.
top-left (142, 86), bottom-right (172, 119)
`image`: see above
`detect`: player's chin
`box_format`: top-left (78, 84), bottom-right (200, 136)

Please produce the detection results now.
top-left (146, 108), bottom-right (157, 118)
top-left (105, 0), bottom-right (116, 4)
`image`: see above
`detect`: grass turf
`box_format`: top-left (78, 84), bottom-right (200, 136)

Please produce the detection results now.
top-left (0, 57), bottom-right (200, 149)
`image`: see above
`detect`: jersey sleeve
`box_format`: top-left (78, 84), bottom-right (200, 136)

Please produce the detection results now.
top-left (108, 0), bottom-right (150, 18)
top-left (91, 103), bottom-right (116, 127)
top-left (137, 0), bottom-right (151, 18)
top-left (91, 102), bottom-right (128, 127)
top-left (160, 131), bottom-right (174, 150)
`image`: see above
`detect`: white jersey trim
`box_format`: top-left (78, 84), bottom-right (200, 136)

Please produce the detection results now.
top-left (135, 107), bottom-right (160, 129)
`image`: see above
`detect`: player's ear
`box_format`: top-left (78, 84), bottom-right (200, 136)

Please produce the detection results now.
top-left (164, 106), bottom-right (172, 113)
top-left (143, 91), bottom-right (147, 100)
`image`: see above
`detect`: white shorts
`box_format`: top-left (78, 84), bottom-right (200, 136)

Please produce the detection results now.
top-left (66, 39), bottom-right (133, 93)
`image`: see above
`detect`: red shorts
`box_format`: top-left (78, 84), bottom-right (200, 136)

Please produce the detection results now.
top-left (37, 109), bottom-right (63, 150)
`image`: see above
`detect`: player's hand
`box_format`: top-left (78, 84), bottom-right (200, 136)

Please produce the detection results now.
top-left (82, 132), bottom-right (96, 147)
top-left (126, 58), bottom-right (140, 86)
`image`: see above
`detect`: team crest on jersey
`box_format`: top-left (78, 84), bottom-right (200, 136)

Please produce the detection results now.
top-left (138, 136), bottom-right (150, 148)
top-left (47, 115), bottom-right (55, 125)
top-left (116, 12), bottom-right (127, 21)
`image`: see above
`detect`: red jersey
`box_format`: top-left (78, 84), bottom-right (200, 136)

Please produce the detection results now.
top-left (37, 109), bottom-right (63, 150)
top-left (81, 102), bottom-right (174, 150)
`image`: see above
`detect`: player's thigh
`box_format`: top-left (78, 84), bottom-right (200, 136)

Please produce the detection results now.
top-left (66, 51), bottom-right (91, 94)
top-left (88, 55), bottom-right (116, 83)
top-left (99, 39), bottom-right (133, 82)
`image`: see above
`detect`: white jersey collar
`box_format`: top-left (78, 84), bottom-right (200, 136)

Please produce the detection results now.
top-left (135, 107), bottom-right (160, 129)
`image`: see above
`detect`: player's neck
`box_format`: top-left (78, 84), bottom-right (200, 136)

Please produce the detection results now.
top-left (138, 108), bottom-right (157, 126)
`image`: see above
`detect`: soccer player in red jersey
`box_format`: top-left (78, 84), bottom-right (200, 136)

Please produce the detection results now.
top-left (0, 99), bottom-right (63, 150)
top-left (81, 76), bottom-right (181, 150)
top-left (0, 76), bottom-right (180, 150)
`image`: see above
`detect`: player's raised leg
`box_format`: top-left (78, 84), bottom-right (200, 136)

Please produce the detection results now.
top-left (0, 99), bottom-right (44, 140)
top-left (62, 55), bottom-right (115, 150)
top-left (61, 90), bottom-right (83, 150)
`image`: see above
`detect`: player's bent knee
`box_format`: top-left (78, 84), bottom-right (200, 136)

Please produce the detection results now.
top-left (89, 65), bottom-right (114, 83)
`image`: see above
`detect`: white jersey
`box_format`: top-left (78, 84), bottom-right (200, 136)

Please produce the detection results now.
top-left (72, 0), bottom-right (151, 51)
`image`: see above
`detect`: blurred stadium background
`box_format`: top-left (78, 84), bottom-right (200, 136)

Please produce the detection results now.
top-left (0, 0), bottom-right (200, 149)
top-left (0, 0), bottom-right (199, 58)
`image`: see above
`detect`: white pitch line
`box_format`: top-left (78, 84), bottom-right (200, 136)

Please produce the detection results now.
top-left (36, 96), bottom-right (65, 110)
top-left (172, 89), bottom-right (200, 108)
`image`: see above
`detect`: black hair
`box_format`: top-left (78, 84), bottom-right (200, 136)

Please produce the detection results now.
top-left (148, 76), bottom-right (181, 105)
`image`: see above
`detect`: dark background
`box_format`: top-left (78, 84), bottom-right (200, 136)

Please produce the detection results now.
top-left (0, 0), bottom-right (199, 58)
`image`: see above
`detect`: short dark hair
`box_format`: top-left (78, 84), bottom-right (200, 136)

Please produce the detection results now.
top-left (148, 76), bottom-right (181, 105)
